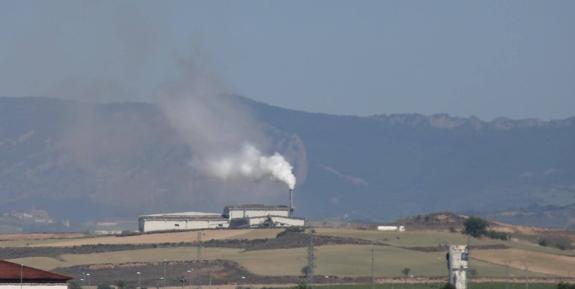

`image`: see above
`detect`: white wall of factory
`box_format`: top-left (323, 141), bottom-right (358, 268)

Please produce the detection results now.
top-left (139, 206), bottom-right (303, 233)
top-left (223, 206), bottom-right (290, 220)
top-left (139, 218), bottom-right (229, 232)
top-left (246, 216), bottom-right (305, 227)
top-left (138, 212), bottom-right (230, 233)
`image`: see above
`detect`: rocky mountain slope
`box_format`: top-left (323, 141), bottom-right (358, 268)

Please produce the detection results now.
top-left (1, 96), bottom-right (574, 228)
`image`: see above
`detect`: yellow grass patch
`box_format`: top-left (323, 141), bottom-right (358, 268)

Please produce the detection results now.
top-left (473, 248), bottom-right (575, 277)
top-left (26, 229), bottom-right (273, 247)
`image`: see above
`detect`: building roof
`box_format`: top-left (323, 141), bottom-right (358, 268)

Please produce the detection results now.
top-left (139, 211), bottom-right (220, 218)
top-left (224, 204), bottom-right (290, 211)
top-left (0, 260), bottom-right (72, 283)
top-left (245, 215), bottom-right (305, 221)
top-left (139, 214), bottom-right (228, 221)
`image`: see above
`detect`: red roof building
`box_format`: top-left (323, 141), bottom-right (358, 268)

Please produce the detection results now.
top-left (0, 260), bottom-right (72, 285)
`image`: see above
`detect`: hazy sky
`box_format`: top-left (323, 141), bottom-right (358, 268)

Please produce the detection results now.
top-left (0, 0), bottom-right (573, 119)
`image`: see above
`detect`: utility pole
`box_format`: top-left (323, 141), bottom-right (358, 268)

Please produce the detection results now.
top-left (525, 265), bottom-right (529, 289)
top-left (197, 232), bottom-right (202, 289)
top-left (137, 271), bottom-right (142, 289)
top-left (505, 263), bottom-right (510, 289)
top-left (370, 247), bottom-right (375, 289)
top-left (197, 232), bottom-right (202, 260)
top-left (163, 259), bottom-right (167, 287)
top-left (306, 230), bottom-right (315, 285)
top-left (466, 235), bottom-right (471, 289)
top-left (20, 264), bottom-right (23, 289)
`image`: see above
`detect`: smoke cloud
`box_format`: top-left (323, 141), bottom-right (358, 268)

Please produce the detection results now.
top-left (206, 143), bottom-right (296, 190)
top-left (158, 60), bottom-right (296, 190)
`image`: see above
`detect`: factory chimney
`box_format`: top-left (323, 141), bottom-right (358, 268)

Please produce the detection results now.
top-left (289, 189), bottom-right (294, 217)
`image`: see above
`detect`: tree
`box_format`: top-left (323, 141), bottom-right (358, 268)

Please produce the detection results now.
top-left (401, 267), bottom-right (411, 277)
top-left (115, 280), bottom-right (128, 289)
top-left (68, 281), bottom-right (83, 289)
top-left (464, 217), bottom-right (488, 237)
top-left (294, 282), bottom-right (311, 289)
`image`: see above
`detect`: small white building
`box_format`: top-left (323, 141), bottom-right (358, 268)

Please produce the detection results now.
top-left (223, 204), bottom-right (290, 220)
top-left (377, 225), bottom-right (405, 232)
top-left (0, 260), bottom-right (71, 289)
top-left (138, 211), bottom-right (229, 233)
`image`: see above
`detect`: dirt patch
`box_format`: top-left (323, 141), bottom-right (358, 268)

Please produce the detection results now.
top-left (473, 248), bottom-right (575, 277)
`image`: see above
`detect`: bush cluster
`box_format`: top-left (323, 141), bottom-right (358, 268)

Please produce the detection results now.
top-left (463, 216), bottom-right (509, 240)
top-left (539, 235), bottom-right (573, 250)
top-left (484, 230), bottom-right (510, 240)
top-left (558, 283), bottom-right (575, 289)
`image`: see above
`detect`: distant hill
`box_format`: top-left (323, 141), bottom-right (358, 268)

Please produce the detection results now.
top-left (0, 96), bottom-right (574, 229)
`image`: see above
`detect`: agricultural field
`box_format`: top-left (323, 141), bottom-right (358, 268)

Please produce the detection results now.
top-left (2, 226), bottom-right (574, 286)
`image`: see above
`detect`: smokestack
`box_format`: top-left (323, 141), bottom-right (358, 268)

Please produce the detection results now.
top-left (289, 189), bottom-right (294, 217)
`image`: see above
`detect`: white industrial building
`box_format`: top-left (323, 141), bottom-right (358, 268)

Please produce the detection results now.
top-left (138, 211), bottom-right (229, 233)
top-left (0, 260), bottom-right (72, 289)
top-left (139, 204), bottom-right (304, 233)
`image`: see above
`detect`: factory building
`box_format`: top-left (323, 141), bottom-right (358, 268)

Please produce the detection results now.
top-left (138, 212), bottom-right (229, 233)
top-left (223, 204), bottom-right (304, 228)
top-left (223, 204), bottom-right (290, 219)
top-left (0, 260), bottom-right (72, 289)
top-left (139, 204), bottom-right (305, 233)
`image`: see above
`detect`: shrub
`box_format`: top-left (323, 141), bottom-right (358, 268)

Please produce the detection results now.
top-left (440, 283), bottom-right (456, 289)
top-left (401, 267), bottom-right (411, 277)
top-left (557, 282), bottom-right (575, 289)
top-left (464, 217), bottom-right (489, 237)
top-left (97, 284), bottom-right (113, 289)
top-left (294, 282), bottom-right (312, 289)
top-left (538, 235), bottom-right (573, 250)
top-left (484, 230), bottom-right (509, 240)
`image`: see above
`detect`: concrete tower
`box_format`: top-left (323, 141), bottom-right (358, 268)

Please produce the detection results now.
top-left (447, 245), bottom-right (469, 289)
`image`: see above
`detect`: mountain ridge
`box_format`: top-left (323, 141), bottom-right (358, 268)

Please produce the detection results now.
top-left (1, 96), bottom-right (574, 229)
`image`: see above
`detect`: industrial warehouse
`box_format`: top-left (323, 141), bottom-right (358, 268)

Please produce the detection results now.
top-left (138, 204), bottom-right (305, 233)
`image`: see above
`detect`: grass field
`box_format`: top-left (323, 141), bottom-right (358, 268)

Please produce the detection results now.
top-left (3, 227), bottom-right (574, 279)
top-left (310, 283), bottom-right (561, 289)
top-left (8, 244), bottom-right (551, 278)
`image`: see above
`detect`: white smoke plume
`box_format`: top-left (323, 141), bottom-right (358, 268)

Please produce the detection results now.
top-left (206, 143), bottom-right (296, 190)
top-left (158, 59), bottom-right (296, 190)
